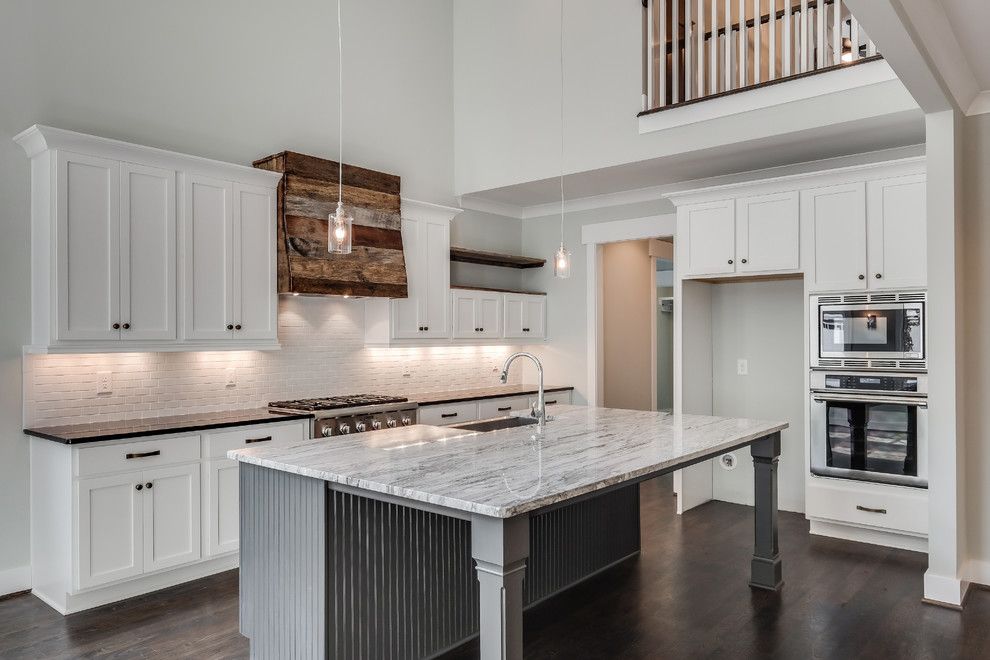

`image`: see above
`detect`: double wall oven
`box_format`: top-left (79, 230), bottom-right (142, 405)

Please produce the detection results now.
top-left (809, 291), bottom-right (927, 489)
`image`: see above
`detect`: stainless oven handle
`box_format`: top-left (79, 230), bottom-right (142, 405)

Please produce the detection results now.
top-left (812, 393), bottom-right (928, 407)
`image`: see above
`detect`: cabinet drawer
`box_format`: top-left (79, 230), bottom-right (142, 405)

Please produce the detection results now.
top-left (203, 421), bottom-right (308, 458)
top-left (529, 390), bottom-right (572, 409)
top-left (478, 396), bottom-right (531, 419)
top-left (806, 478), bottom-right (928, 536)
top-left (418, 402), bottom-right (479, 426)
top-left (76, 435), bottom-right (200, 477)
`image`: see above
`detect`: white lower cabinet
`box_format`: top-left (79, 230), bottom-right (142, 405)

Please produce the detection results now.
top-left (143, 463), bottom-right (201, 572)
top-left (419, 390), bottom-right (574, 426)
top-left (76, 472), bottom-right (144, 590)
top-left (204, 459), bottom-right (240, 556)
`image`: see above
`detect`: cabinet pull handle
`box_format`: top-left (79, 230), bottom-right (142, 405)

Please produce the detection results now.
top-left (112, 323), bottom-right (121, 330)
top-left (497, 406), bottom-right (512, 411)
top-left (245, 436), bottom-right (272, 444)
top-left (122, 322), bottom-right (130, 330)
top-left (858, 274), bottom-right (865, 280)
top-left (856, 505), bottom-right (887, 514)
top-left (545, 400), bottom-right (558, 405)
top-left (522, 328), bottom-right (530, 332)
top-left (146, 482), bottom-right (153, 489)
top-left (135, 484), bottom-right (143, 491)
top-left (226, 324), bottom-right (234, 330)
top-left (440, 413), bottom-right (458, 418)
top-left (125, 450), bottom-right (161, 460)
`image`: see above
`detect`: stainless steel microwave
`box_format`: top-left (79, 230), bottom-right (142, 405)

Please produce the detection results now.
top-left (810, 291), bottom-right (925, 370)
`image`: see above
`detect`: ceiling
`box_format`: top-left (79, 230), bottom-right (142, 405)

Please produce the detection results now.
top-left (938, 0), bottom-right (990, 89)
top-left (461, 109), bottom-right (924, 214)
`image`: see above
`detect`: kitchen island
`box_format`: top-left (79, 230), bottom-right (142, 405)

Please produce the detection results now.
top-left (230, 405), bottom-right (787, 660)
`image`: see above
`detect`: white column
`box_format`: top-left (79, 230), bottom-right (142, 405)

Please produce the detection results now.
top-left (472, 514), bottom-right (530, 660)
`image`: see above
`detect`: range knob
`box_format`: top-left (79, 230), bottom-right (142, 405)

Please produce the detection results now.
top-left (371, 419), bottom-right (383, 431)
top-left (386, 418), bottom-right (398, 429)
top-left (321, 425), bottom-right (333, 437)
top-left (401, 417), bottom-right (412, 426)
top-left (338, 423), bottom-right (351, 435)
top-left (354, 421), bottom-right (367, 433)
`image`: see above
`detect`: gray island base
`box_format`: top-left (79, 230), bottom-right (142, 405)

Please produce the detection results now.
top-left (231, 405), bottom-right (786, 660)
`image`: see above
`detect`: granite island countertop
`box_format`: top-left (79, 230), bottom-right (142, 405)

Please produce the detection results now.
top-left (229, 405), bottom-right (787, 518)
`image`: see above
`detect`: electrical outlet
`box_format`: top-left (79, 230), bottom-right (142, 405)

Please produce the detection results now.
top-left (97, 371), bottom-right (113, 395)
top-left (225, 367), bottom-right (237, 388)
top-left (736, 359), bottom-right (749, 376)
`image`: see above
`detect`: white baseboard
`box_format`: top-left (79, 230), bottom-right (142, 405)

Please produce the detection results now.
top-left (0, 564), bottom-right (31, 597)
top-left (964, 559), bottom-right (990, 588)
top-left (924, 570), bottom-right (970, 608)
top-left (809, 519), bottom-right (928, 553)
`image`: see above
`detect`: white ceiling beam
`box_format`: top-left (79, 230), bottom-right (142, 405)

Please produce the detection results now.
top-left (843, 0), bottom-right (979, 113)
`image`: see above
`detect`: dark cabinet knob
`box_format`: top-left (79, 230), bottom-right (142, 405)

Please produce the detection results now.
top-left (423, 326), bottom-right (429, 331)
top-left (728, 259), bottom-right (734, 265)
top-left (122, 323), bottom-right (130, 330)
top-left (234, 324), bottom-right (242, 330)
top-left (146, 482), bottom-right (153, 489)
top-left (741, 258), bottom-right (748, 264)
top-left (875, 273), bottom-right (882, 279)
top-left (112, 323), bottom-right (121, 330)
top-left (226, 324), bottom-right (234, 330)
top-left (858, 274), bottom-right (865, 280)
top-left (522, 327), bottom-right (530, 332)
top-left (135, 484), bottom-right (143, 491)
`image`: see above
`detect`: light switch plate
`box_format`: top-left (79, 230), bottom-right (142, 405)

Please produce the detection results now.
top-left (736, 359), bottom-right (749, 376)
top-left (97, 371), bottom-right (113, 395)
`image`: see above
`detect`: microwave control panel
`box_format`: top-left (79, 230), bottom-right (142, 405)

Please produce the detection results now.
top-left (823, 374), bottom-right (919, 392)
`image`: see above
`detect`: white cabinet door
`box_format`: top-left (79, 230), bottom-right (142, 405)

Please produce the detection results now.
top-left (204, 459), bottom-right (239, 556)
top-left (503, 294), bottom-right (546, 339)
top-left (392, 218), bottom-right (424, 339)
top-left (232, 183), bottom-right (277, 340)
top-left (183, 174), bottom-right (233, 340)
top-left (119, 162), bottom-right (176, 341)
top-left (143, 463), bottom-right (201, 572)
top-left (451, 290), bottom-right (478, 339)
top-left (420, 219), bottom-right (450, 338)
top-left (476, 292), bottom-right (502, 338)
top-left (802, 182), bottom-right (867, 292)
top-left (682, 200), bottom-right (735, 277)
top-left (867, 174), bottom-right (926, 290)
top-left (76, 472), bottom-right (143, 589)
top-left (735, 191), bottom-right (799, 274)
top-left (56, 151), bottom-right (121, 341)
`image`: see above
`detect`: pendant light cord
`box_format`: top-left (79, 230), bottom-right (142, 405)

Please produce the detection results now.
top-left (337, 0), bottom-right (343, 206)
top-left (559, 0), bottom-right (565, 244)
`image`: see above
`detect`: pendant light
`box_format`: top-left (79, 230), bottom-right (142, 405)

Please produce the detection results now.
top-left (553, 0), bottom-right (571, 279)
top-left (329, 0), bottom-right (353, 255)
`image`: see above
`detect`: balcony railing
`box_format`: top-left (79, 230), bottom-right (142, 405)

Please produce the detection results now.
top-left (641, 0), bottom-right (879, 113)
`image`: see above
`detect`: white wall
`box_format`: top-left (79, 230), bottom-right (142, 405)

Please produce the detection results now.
top-left (710, 279), bottom-right (806, 513)
top-left (452, 0), bottom-right (921, 197)
top-left (450, 210), bottom-right (524, 291)
top-left (0, 0), bottom-right (467, 590)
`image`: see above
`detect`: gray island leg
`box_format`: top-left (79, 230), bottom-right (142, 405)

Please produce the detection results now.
top-left (749, 432), bottom-right (783, 591)
top-left (471, 514), bottom-right (530, 660)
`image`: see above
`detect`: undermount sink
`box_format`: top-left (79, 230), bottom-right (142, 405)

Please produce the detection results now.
top-left (451, 416), bottom-right (539, 432)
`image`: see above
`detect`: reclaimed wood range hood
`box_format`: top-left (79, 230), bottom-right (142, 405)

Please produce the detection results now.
top-left (253, 151), bottom-right (407, 298)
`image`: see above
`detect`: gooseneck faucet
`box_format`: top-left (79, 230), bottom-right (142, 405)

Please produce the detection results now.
top-left (499, 352), bottom-right (550, 430)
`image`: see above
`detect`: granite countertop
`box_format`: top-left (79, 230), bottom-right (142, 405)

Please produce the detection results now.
top-left (229, 405), bottom-right (787, 519)
top-left (23, 409), bottom-right (314, 444)
top-left (409, 384), bottom-right (573, 406)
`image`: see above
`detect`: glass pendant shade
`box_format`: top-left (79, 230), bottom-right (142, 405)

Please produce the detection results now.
top-left (553, 242), bottom-right (571, 279)
top-left (329, 201), bottom-right (353, 254)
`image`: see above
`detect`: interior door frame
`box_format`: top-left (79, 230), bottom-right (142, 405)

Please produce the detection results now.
top-left (581, 214), bottom-right (676, 407)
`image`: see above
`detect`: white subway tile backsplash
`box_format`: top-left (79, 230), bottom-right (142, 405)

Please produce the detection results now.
top-left (24, 297), bottom-right (522, 426)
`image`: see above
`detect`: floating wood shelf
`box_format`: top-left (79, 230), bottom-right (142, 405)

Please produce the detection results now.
top-left (449, 246), bottom-right (546, 269)
top-left (451, 285), bottom-right (546, 296)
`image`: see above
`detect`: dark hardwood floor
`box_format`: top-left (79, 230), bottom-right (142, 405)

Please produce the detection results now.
top-left (2, 476), bottom-right (987, 659)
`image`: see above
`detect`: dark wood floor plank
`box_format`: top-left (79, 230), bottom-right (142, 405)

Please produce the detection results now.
top-left (0, 476), bottom-right (987, 659)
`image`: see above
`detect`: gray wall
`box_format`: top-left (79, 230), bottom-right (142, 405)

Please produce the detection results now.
top-left (0, 0), bottom-right (462, 584)
top-left (450, 210), bottom-right (524, 291)
top-left (710, 279), bottom-right (806, 513)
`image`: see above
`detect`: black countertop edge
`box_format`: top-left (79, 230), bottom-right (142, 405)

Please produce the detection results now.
top-left (24, 410), bottom-right (315, 445)
top-left (413, 385), bottom-right (574, 406)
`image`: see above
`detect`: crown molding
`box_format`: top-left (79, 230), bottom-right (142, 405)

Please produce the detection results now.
top-left (967, 90), bottom-right (990, 117)
top-left (400, 198), bottom-right (463, 223)
top-left (457, 195), bottom-right (525, 219)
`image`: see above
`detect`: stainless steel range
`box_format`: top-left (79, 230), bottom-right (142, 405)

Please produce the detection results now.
top-left (269, 395), bottom-right (417, 438)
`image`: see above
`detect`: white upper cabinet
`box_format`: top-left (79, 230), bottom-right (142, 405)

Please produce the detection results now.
top-left (735, 191), bottom-right (800, 274)
top-left (866, 174), bottom-right (926, 290)
top-left (390, 214), bottom-right (451, 339)
top-left (682, 200), bottom-right (736, 277)
top-left (503, 293), bottom-right (547, 339)
top-left (802, 182), bottom-right (868, 291)
top-left (451, 289), bottom-right (502, 339)
top-left (15, 125), bottom-right (281, 352)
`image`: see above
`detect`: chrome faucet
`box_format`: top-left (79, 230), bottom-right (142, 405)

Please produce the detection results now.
top-left (499, 352), bottom-right (550, 430)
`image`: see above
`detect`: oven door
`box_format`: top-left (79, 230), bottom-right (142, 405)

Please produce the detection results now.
top-left (818, 303), bottom-right (924, 360)
top-left (810, 393), bottom-right (928, 488)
